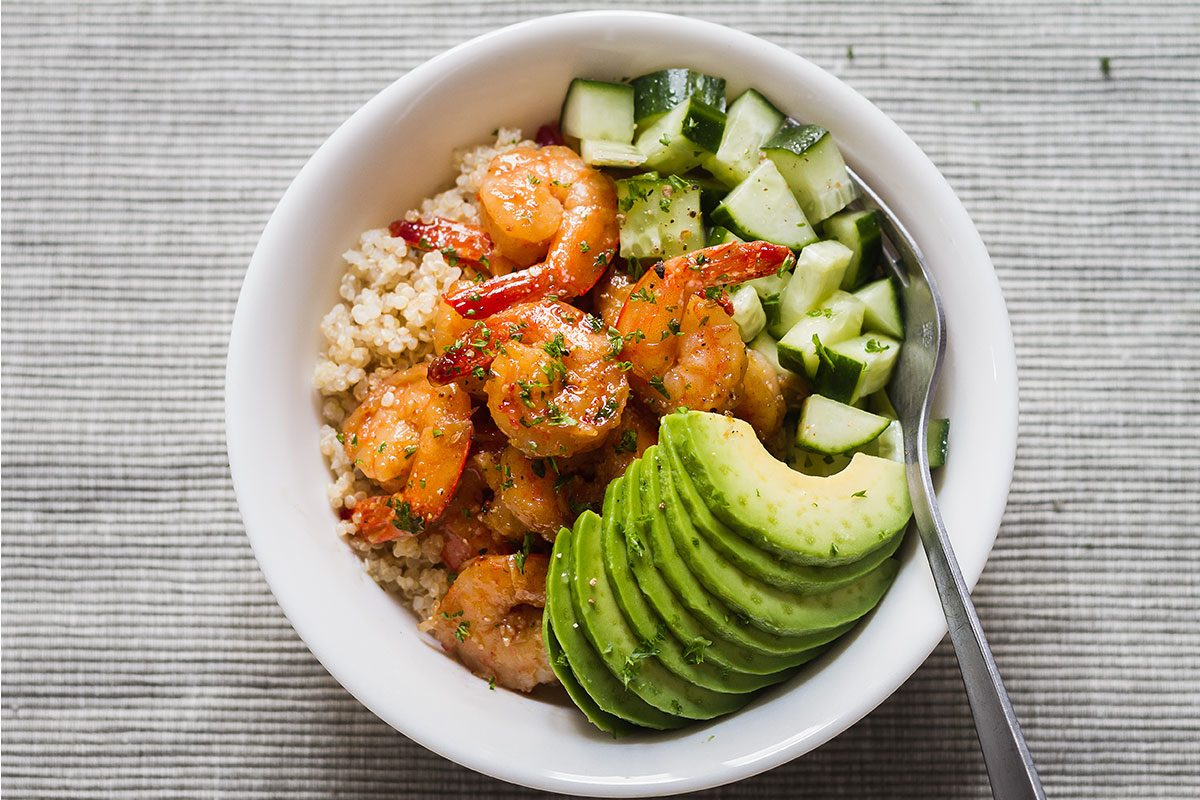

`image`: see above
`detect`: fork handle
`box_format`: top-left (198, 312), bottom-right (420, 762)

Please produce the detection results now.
top-left (912, 498), bottom-right (1046, 800)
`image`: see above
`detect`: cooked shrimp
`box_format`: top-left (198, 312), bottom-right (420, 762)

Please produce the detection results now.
top-left (615, 241), bottom-right (792, 414)
top-left (433, 462), bottom-right (515, 572)
top-left (444, 146), bottom-right (619, 318)
top-left (428, 300), bottom-right (629, 458)
top-left (492, 446), bottom-right (570, 539)
top-left (592, 266), bottom-right (635, 328)
top-left (421, 553), bottom-right (556, 692)
top-left (390, 217), bottom-right (513, 275)
top-left (564, 400), bottom-right (659, 510)
top-left (733, 348), bottom-right (787, 439)
top-left (342, 364), bottom-right (473, 543)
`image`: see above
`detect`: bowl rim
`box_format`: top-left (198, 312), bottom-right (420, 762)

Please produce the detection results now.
top-left (226, 10), bottom-right (1018, 796)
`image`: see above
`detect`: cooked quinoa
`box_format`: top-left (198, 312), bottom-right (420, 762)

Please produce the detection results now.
top-left (315, 128), bottom-right (532, 618)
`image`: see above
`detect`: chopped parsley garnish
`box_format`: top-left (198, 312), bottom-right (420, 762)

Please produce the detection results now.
top-left (595, 396), bottom-right (619, 422)
top-left (441, 248), bottom-right (459, 267)
top-left (530, 458), bottom-right (547, 478)
top-left (543, 333), bottom-right (568, 358)
top-left (629, 286), bottom-right (656, 303)
top-left (432, 428), bottom-right (443, 438)
top-left (499, 464), bottom-right (515, 491)
top-left (851, 489), bottom-right (868, 498)
top-left (593, 250), bottom-right (610, 268)
top-left (702, 286), bottom-right (722, 301)
top-left (453, 621), bottom-right (471, 642)
top-left (515, 533), bottom-right (534, 574)
top-left (864, 338), bottom-right (890, 353)
top-left (471, 365), bottom-right (487, 379)
top-left (546, 404), bottom-right (577, 427)
top-left (527, 174), bottom-right (540, 185)
top-left (614, 428), bottom-right (639, 453)
top-left (390, 501), bottom-right (425, 534)
top-left (578, 241), bottom-right (590, 253)
top-left (683, 637), bottom-right (711, 665)
top-left (377, 442), bottom-right (387, 453)
top-left (487, 676), bottom-right (496, 690)
top-left (666, 319), bottom-right (681, 336)
top-left (658, 134), bottom-right (671, 146)
top-left (807, 307), bottom-right (834, 318)
top-left (584, 313), bottom-right (604, 332)
top-left (335, 431), bottom-right (345, 444)
top-left (619, 630), bottom-right (664, 687)
top-left (648, 375), bottom-right (670, 398)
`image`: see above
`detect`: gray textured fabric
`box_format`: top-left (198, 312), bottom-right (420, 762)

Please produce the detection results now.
top-left (3, 1), bottom-right (1198, 797)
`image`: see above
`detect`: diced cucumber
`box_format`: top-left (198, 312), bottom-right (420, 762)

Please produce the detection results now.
top-left (706, 225), bottom-right (743, 246)
top-left (631, 68), bottom-right (726, 127)
top-left (867, 390), bottom-right (899, 420)
top-left (634, 97), bottom-right (727, 174)
top-left (685, 172), bottom-right (728, 213)
top-left (615, 173), bottom-right (704, 260)
top-left (561, 78), bottom-right (637, 143)
top-left (813, 333), bottom-right (902, 405)
top-left (777, 290), bottom-right (866, 376)
top-left (749, 332), bottom-right (798, 383)
top-left (709, 160), bottom-right (818, 250)
top-left (870, 418), bottom-right (950, 468)
top-left (729, 284), bottom-right (766, 342)
top-left (823, 209), bottom-right (882, 290)
top-left (927, 418), bottom-right (950, 468)
top-left (580, 139), bottom-right (646, 168)
top-left (797, 394), bottom-right (890, 455)
top-left (762, 124), bottom-right (857, 223)
top-left (854, 278), bottom-right (904, 339)
top-left (771, 240), bottom-right (853, 337)
top-left (702, 89), bottom-right (785, 187)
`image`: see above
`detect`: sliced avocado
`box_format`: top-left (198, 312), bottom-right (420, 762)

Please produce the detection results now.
top-left (633, 448), bottom-right (856, 657)
top-left (603, 463), bottom-right (784, 693)
top-left (652, 447), bottom-right (899, 637)
top-left (572, 489), bottom-right (749, 720)
top-left (621, 462), bottom-right (828, 674)
top-left (658, 422), bottom-right (904, 591)
top-left (546, 514), bottom-right (685, 730)
top-left (543, 618), bottom-right (633, 737)
top-left (663, 412), bottom-right (912, 565)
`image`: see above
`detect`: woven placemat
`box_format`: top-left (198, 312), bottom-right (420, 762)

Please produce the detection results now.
top-left (3, 1), bottom-right (1198, 797)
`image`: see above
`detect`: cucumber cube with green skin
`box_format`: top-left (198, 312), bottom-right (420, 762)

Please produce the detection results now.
top-left (631, 68), bottom-right (726, 127)
top-left (797, 394), bottom-right (891, 455)
top-left (546, 515), bottom-right (686, 730)
top-left (710, 160), bottom-right (818, 250)
top-left (635, 97), bottom-right (727, 174)
top-left (868, 418), bottom-right (950, 468)
top-left (763, 124), bottom-right (858, 223)
top-left (615, 173), bottom-right (704, 260)
top-left (772, 240), bottom-right (854, 337)
top-left (580, 139), bottom-right (646, 168)
top-left (813, 333), bottom-right (902, 405)
top-left (854, 278), bottom-right (905, 339)
top-left (662, 412), bottom-right (913, 566)
top-left (560, 78), bottom-right (637, 143)
top-left (706, 225), bottom-right (743, 246)
top-left (823, 209), bottom-right (883, 290)
top-left (777, 290), bottom-right (867, 376)
top-left (703, 89), bottom-right (785, 187)
top-left (729, 284), bottom-right (766, 342)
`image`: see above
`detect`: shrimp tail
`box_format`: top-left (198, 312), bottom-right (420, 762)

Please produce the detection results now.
top-left (688, 240), bottom-right (793, 285)
top-left (390, 217), bottom-right (495, 264)
top-left (444, 267), bottom-right (549, 319)
top-left (428, 342), bottom-right (495, 385)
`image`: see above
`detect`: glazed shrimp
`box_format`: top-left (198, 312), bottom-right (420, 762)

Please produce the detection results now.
top-left (342, 364), bottom-right (473, 543)
top-left (391, 217), bottom-right (515, 276)
top-left (421, 553), bottom-right (556, 692)
top-left (563, 400), bottom-right (659, 510)
top-left (592, 266), bottom-right (636, 329)
top-left (616, 241), bottom-right (792, 414)
top-left (433, 461), bottom-right (515, 572)
top-left (732, 348), bottom-right (787, 440)
top-left (491, 446), bottom-right (570, 539)
top-left (444, 146), bottom-right (619, 319)
top-left (428, 300), bottom-right (629, 459)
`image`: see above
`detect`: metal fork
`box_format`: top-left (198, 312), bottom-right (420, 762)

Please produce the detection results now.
top-left (847, 168), bottom-right (1046, 800)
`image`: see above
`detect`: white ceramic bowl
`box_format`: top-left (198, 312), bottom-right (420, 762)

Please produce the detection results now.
top-left (227, 11), bottom-right (1017, 797)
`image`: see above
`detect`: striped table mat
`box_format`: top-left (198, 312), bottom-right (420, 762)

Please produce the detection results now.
top-left (3, 1), bottom-right (1197, 797)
